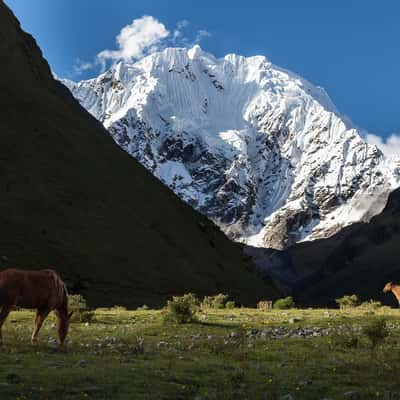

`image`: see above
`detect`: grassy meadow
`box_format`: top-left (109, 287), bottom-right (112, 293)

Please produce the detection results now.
top-left (0, 304), bottom-right (400, 400)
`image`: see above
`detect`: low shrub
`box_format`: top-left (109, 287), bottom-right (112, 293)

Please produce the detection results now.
top-left (359, 299), bottom-right (382, 310)
top-left (201, 294), bottom-right (230, 309)
top-left (335, 294), bottom-right (359, 309)
top-left (273, 296), bottom-right (294, 310)
top-left (362, 318), bottom-right (389, 349)
top-left (111, 305), bottom-right (127, 312)
top-left (225, 301), bottom-right (235, 309)
top-left (200, 296), bottom-right (214, 309)
top-left (137, 304), bottom-right (149, 311)
top-left (68, 294), bottom-right (95, 323)
top-left (165, 293), bottom-right (199, 324)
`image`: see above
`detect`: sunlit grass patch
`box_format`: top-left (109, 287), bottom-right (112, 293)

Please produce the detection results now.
top-left (0, 307), bottom-right (399, 399)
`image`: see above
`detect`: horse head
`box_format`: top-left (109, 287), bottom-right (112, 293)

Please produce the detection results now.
top-left (383, 282), bottom-right (393, 293)
top-left (56, 310), bottom-right (73, 345)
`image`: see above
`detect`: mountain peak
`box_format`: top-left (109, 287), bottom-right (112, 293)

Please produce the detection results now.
top-left (187, 44), bottom-right (203, 59)
top-left (0, 1), bottom-right (277, 306)
top-left (62, 46), bottom-right (400, 250)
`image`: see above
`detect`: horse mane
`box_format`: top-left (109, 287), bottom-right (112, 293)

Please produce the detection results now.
top-left (45, 269), bottom-right (67, 309)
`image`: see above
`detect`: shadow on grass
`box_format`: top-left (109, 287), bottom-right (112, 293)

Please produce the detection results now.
top-left (197, 320), bottom-right (242, 329)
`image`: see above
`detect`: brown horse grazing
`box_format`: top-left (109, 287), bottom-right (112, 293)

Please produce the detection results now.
top-left (383, 282), bottom-right (400, 306)
top-left (0, 269), bottom-right (72, 346)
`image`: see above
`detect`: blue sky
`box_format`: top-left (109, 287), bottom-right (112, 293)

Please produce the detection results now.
top-left (5, 0), bottom-right (399, 141)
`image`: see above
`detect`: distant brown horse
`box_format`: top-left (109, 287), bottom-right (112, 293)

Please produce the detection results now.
top-left (383, 282), bottom-right (400, 306)
top-left (0, 269), bottom-right (72, 346)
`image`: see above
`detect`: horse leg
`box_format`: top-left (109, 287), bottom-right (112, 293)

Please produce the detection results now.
top-left (0, 306), bottom-right (11, 346)
top-left (31, 308), bottom-right (50, 344)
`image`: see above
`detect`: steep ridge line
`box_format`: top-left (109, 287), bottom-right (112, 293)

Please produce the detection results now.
top-left (0, 2), bottom-right (278, 307)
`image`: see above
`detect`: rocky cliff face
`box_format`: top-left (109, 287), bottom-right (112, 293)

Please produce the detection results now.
top-left (63, 45), bottom-right (400, 250)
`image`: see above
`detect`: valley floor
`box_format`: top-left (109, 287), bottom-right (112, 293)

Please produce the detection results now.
top-left (0, 307), bottom-right (399, 399)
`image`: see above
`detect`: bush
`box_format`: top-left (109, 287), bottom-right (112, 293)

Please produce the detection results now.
top-left (360, 299), bottom-right (382, 310)
top-left (273, 296), bottom-right (294, 310)
top-left (335, 294), bottom-right (359, 309)
top-left (201, 294), bottom-right (230, 309)
top-left (362, 318), bottom-right (389, 349)
top-left (165, 293), bottom-right (199, 324)
top-left (111, 305), bottom-right (127, 312)
top-left (137, 304), bottom-right (149, 311)
top-left (68, 294), bottom-right (95, 323)
top-left (225, 301), bottom-right (235, 309)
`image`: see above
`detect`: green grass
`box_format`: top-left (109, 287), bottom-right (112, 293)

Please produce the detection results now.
top-left (0, 307), bottom-right (400, 399)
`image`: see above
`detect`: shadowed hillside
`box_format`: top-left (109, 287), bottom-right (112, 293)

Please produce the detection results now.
top-left (294, 188), bottom-right (400, 306)
top-left (247, 188), bottom-right (400, 307)
top-left (0, 3), bottom-right (278, 307)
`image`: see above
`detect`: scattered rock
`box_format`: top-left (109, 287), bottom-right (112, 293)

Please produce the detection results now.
top-left (344, 391), bottom-right (361, 399)
top-left (280, 394), bottom-right (294, 400)
top-left (246, 329), bottom-right (259, 336)
top-left (48, 337), bottom-right (58, 347)
top-left (76, 359), bottom-right (88, 368)
top-left (50, 363), bottom-right (62, 368)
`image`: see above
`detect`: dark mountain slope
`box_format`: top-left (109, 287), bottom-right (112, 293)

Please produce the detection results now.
top-left (248, 188), bottom-right (400, 307)
top-left (0, 2), bottom-right (278, 307)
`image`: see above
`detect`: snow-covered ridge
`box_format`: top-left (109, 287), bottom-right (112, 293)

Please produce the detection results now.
top-left (63, 45), bottom-right (400, 250)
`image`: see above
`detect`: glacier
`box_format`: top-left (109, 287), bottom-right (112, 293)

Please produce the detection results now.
top-left (62, 45), bottom-right (400, 250)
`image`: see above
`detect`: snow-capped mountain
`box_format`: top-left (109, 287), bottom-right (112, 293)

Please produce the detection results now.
top-left (63, 45), bottom-right (400, 250)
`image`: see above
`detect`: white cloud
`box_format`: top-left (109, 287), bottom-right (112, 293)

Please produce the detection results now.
top-left (97, 16), bottom-right (169, 63)
top-left (366, 133), bottom-right (400, 157)
top-left (193, 29), bottom-right (211, 44)
top-left (68, 16), bottom-right (211, 78)
top-left (172, 20), bottom-right (189, 44)
top-left (171, 21), bottom-right (211, 47)
top-left (72, 58), bottom-right (94, 76)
